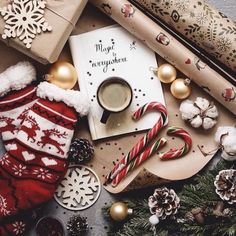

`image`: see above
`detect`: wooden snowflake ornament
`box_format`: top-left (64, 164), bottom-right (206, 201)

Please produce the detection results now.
top-left (54, 165), bottom-right (101, 211)
top-left (0, 0), bottom-right (52, 48)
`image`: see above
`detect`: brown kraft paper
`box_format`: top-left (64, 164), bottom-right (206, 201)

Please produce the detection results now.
top-left (0, 3), bottom-right (235, 194)
top-left (0, 0), bottom-right (88, 64)
top-left (71, 5), bottom-right (235, 193)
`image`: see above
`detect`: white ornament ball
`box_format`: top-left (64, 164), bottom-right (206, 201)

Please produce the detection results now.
top-left (149, 215), bottom-right (160, 225)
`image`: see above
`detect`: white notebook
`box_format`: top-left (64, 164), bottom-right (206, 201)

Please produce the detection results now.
top-left (69, 26), bottom-right (165, 140)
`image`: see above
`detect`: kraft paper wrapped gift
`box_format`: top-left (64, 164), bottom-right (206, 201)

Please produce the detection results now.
top-left (0, 0), bottom-right (88, 64)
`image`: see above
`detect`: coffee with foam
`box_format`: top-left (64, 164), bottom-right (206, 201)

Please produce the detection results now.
top-left (98, 79), bottom-right (132, 112)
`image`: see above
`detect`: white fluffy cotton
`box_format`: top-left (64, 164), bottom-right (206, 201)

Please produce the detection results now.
top-left (195, 97), bottom-right (210, 111)
top-left (203, 117), bottom-right (217, 130)
top-left (179, 97), bottom-right (218, 130)
top-left (179, 99), bottom-right (200, 120)
top-left (215, 126), bottom-right (236, 161)
top-left (37, 82), bottom-right (90, 116)
top-left (0, 61), bottom-right (36, 97)
top-left (190, 115), bottom-right (202, 128)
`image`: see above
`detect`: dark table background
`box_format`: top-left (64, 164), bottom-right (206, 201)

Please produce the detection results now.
top-left (0, 1), bottom-right (235, 235)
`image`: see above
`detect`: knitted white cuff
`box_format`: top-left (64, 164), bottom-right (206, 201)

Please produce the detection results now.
top-left (37, 82), bottom-right (90, 116)
top-left (0, 61), bottom-right (37, 97)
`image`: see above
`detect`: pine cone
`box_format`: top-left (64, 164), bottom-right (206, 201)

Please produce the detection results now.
top-left (68, 138), bottom-right (94, 164)
top-left (214, 169), bottom-right (236, 204)
top-left (67, 215), bottom-right (88, 236)
top-left (148, 187), bottom-right (180, 220)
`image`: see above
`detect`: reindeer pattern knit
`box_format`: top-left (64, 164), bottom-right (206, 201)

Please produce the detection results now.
top-left (0, 62), bottom-right (90, 236)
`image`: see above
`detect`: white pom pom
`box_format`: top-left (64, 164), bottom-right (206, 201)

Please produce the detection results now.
top-left (215, 126), bottom-right (236, 161)
top-left (190, 115), bottom-right (202, 128)
top-left (179, 100), bottom-right (200, 120)
top-left (149, 215), bottom-right (159, 225)
top-left (195, 97), bottom-right (209, 110)
top-left (203, 117), bottom-right (217, 130)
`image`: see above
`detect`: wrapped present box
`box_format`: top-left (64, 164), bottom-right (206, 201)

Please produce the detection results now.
top-left (0, 0), bottom-right (87, 64)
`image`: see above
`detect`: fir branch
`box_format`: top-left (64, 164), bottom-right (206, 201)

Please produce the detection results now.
top-left (102, 160), bottom-right (235, 236)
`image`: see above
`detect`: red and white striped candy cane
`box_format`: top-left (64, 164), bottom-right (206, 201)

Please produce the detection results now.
top-left (160, 126), bottom-right (192, 159)
top-left (112, 137), bottom-right (167, 187)
top-left (105, 102), bottom-right (168, 184)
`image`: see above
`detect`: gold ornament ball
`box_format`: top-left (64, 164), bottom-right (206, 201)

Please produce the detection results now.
top-left (110, 202), bottom-right (131, 222)
top-left (157, 63), bottom-right (177, 84)
top-left (46, 61), bottom-right (78, 89)
top-left (170, 78), bottom-right (191, 99)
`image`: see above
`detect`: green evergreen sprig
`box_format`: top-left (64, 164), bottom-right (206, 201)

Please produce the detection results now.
top-left (102, 160), bottom-right (235, 236)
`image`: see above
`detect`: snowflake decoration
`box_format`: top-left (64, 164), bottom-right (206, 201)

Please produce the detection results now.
top-left (12, 221), bottom-right (26, 235)
top-left (54, 165), bottom-right (101, 211)
top-left (0, 194), bottom-right (10, 216)
top-left (0, 0), bottom-right (52, 48)
top-left (0, 155), bottom-right (10, 166)
top-left (32, 168), bottom-right (52, 180)
top-left (174, 0), bottom-right (190, 12)
top-left (12, 164), bottom-right (27, 177)
top-left (216, 37), bottom-right (232, 52)
top-left (195, 12), bottom-right (208, 26)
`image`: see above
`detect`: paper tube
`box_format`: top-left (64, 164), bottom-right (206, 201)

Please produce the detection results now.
top-left (131, 0), bottom-right (236, 73)
top-left (90, 0), bottom-right (236, 115)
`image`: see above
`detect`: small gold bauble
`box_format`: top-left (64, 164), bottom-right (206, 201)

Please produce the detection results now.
top-left (170, 78), bottom-right (191, 99)
top-left (110, 202), bottom-right (132, 222)
top-left (157, 63), bottom-right (177, 84)
top-left (45, 61), bottom-right (78, 89)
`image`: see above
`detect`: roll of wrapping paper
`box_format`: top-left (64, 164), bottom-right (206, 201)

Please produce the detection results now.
top-left (89, 0), bottom-right (236, 115)
top-left (131, 0), bottom-right (236, 73)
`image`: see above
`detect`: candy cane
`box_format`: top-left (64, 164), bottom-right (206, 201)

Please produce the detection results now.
top-left (105, 102), bottom-right (168, 184)
top-left (112, 137), bottom-right (167, 187)
top-left (159, 126), bottom-right (192, 159)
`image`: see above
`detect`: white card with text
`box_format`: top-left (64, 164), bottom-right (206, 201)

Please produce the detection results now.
top-left (69, 26), bottom-right (165, 140)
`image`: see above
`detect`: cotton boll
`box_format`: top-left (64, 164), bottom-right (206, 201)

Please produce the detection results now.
top-left (221, 151), bottom-right (236, 161)
top-left (179, 97), bottom-right (218, 130)
top-left (203, 117), bottom-right (217, 130)
top-left (179, 100), bottom-right (200, 120)
top-left (190, 115), bottom-right (202, 128)
top-left (215, 126), bottom-right (234, 143)
top-left (195, 97), bottom-right (210, 111)
top-left (205, 105), bottom-right (218, 119)
top-left (215, 126), bottom-right (236, 161)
